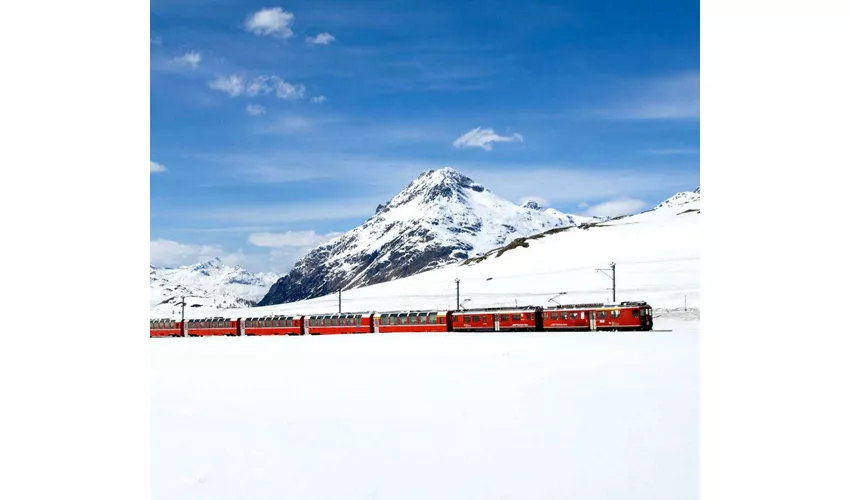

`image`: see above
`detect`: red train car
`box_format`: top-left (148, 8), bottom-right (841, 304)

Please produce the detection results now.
top-left (541, 305), bottom-right (595, 331)
top-left (304, 312), bottom-right (373, 335)
top-left (593, 302), bottom-right (653, 331)
top-left (542, 301), bottom-right (653, 332)
top-left (243, 315), bottom-right (304, 336)
top-left (186, 316), bottom-right (239, 336)
top-left (372, 310), bottom-right (452, 334)
top-left (150, 318), bottom-right (182, 337)
top-left (452, 307), bottom-right (541, 332)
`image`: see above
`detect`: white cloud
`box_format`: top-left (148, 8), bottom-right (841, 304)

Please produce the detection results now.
top-left (150, 161), bottom-right (167, 173)
top-left (171, 51), bottom-right (201, 69)
top-left (208, 74), bottom-right (245, 96)
top-left (599, 72), bottom-right (699, 120)
top-left (311, 95), bottom-right (327, 103)
top-left (209, 74), bottom-right (305, 100)
top-left (248, 230), bottom-right (343, 248)
top-left (150, 239), bottom-right (224, 268)
top-left (306, 33), bottom-right (336, 45)
top-left (452, 127), bottom-right (524, 151)
top-left (245, 8), bottom-right (295, 38)
top-left (246, 104), bottom-right (266, 116)
top-left (187, 197), bottom-right (378, 224)
top-left (581, 198), bottom-right (648, 218)
top-left (578, 201), bottom-right (590, 209)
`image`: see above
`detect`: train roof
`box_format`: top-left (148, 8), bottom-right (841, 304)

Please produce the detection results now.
top-left (373, 310), bottom-right (450, 316)
top-left (458, 305), bottom-right (540, 313)
top-left (303, 311), bottom-right (375, 317)
top-left (545, 301), bottom-right (649, 310)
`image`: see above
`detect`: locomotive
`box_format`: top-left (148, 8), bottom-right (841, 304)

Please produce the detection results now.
top-left (150, 301), bottom-right (654, 337)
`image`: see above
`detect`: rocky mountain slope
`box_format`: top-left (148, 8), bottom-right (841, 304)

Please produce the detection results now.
top-left (258, 167), bottom-right (599, 305)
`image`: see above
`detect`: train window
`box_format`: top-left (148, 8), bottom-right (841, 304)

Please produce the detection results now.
top-left (580, 312), bottom-right (585, 319)
top-left (500, 315), bottom-right (508, 322)
top-left (389, 315), bottom-right (397, 325)
top-left (611, 310), bottom-right (620, 318)
top-left (633, 310), bottom-right (640, 318)
top-left (473, 315), bottom-right (480, 322)
top-left (560, 312), bottom-right (567, 320)
top-left (648, 309), bottom-right (652, 317)
top-left (640, 309), bottom-right (645, 316)
top-left (512, 314), bottom-right (521, 321)
top-left (464, 315), bottom-right (471, 323)
top-left (570, 312), bottom-right (578, 320)
top-left (429, 313), bottom-right (437, 324)
top-left (598, 311), bottom-right (607, 319)
top-left (482, 316), bottom-right (488, 323)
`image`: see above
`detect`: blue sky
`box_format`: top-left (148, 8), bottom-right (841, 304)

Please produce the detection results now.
top-left (151, 0), bottom-right (699, 273)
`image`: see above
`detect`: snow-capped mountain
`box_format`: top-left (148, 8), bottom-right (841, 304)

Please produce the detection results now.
top-left (150, 258), bottom-right (278, 315)
top-left (655, 187), bottom-right (700, 209)
top-left (258, 167), bottom-right (600, 306)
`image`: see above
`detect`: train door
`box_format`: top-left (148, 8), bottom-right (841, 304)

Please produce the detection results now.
top-left (304, 316), bottom-right (311, 335)
top-left (374, 315), bottom-right (380, 333)
top-left (494, 314), bottom-right (500, 332)
top-left (590, 311), bottom-right (597, 331)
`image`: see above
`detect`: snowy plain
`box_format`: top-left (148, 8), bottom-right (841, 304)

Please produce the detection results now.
top-left (152, 317), bottom-right (698, 500)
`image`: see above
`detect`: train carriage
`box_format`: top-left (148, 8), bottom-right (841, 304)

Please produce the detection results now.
top-left (373, 310), bottom-right (451, 334)
top-left (186, 316), bottom-right (239, 336)
top-left (593, 301), bottom-right (653, 331)
top-left (304, 312), bottom-right (373, 335)
top-left (150, 318), bottom-right (182, 337)
top-left (244, 315), bottom-right (304, 336)
top-left (452, 306), bottom-right (540, 332)
top-left (541, 304), bottom-right (596, 331)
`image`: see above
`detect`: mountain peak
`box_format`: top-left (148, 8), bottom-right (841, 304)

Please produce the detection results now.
top-left (191, 257), bottom-right (224, 271)
top-left (521, 200), bottom-right (542, 210)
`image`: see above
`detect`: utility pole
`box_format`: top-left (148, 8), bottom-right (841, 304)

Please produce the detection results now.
top-left (338, 288), bottom-right (342, 313)
top-left (181, 296), bottom-right (186, 323)
top-left (596, 262), bottom-right (617, 303)
top-left (455, 278), bottom-right (460, 310)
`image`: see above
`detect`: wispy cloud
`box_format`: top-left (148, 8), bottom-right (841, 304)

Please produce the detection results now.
top-left (186, 197), bottom-right (379, 225)
top-left (246, 104), bottom-right (266, 116)
top-left (597, 72), bottom-right (700, 120)
top-left (150, 161), bottom-right (167, 173)
top-left (581, 198), bottom-right (648, 218)
top-left (306, 33), bottom-right (336, 45)
top-left (245, 7), bottom-right (295, 38)
top-left (248, 230), bottom-right (343, 248)
top-left (208, 75), bottom-right (245, 96)
top-left (171, 51), bottom-right (201, 69)
top-left (311, 95), bottom-right (327, 103)
top-left (150, 239), bottom-right (223, 268)
top-left (208, 75), bottom-right (305, 100)
top-left (452, 127), bottom-right (523, 151)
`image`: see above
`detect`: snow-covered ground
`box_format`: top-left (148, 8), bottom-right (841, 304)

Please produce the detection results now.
top-left (157, 192), bottom-right (699, 320)
top-left (151, 316), bottom-right (698, 500)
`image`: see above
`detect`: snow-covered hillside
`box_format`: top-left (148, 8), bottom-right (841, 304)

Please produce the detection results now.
top-left (150, 258), bottom-right (278, 316)
top-left (258, 167), bottom-right (599, 306)
top-left (159, 189), bottom-right (699, 320)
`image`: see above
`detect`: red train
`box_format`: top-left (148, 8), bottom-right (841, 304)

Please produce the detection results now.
top-left (150, 301), bottom-right (654, 337)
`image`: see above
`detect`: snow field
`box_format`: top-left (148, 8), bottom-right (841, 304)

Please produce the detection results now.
top-left (152, 318), bottom-right (698, 500)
